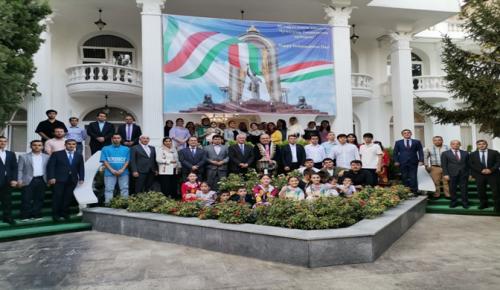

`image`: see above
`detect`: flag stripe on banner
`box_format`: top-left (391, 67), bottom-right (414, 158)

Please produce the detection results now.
top-left (248, 44), bottom-right (261, 75)
top-left (280, 63), bottom-right (333, 82)
top-left (181, 38), bottom-right (240, 79)
top-left (163, 16), bottom-right (179, 63)
top-left (228, 43), bottom-right (261, 75)
top-left (278, 60), bottom-right (331, 75)
top-left (281, 68), bottom-right (333, 82)
top-left (164, 31), bottom-right (218, 73)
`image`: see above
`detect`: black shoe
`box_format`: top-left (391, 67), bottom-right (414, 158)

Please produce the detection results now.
top-left (449, 203), bottom-right (458, 208)
top-left (462, 204), bottom-right (470, 209)
top-left (63, 216), bottom-right (71, 222)
top-left (3, 218), bottom-right (16, 225)
top-left (478, 205), bottom-right (489, 210)
top-left (52, 217), bottom-right (62, 223)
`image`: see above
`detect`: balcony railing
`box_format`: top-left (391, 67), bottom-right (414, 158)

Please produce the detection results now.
top-left (66, 64), bottom-right (142, 97)
top-left (351, 73), bottom-right (374, 102)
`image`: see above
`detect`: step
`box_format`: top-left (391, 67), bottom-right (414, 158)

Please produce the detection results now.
top-left (426, 204), bottom-right (498, 216)
top-left (428, 199), bottom-right (482, 206)
top-left (0, 207), bottom-right (79, 219)
top-left (0, 215), bottom-right (83, 231)
top-left (0, 222), bottom-right (92, 242)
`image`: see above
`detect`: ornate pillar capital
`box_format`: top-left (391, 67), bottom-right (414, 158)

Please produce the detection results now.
top-left (324, 1), bottom-right (354, 27)
top-left (136, 0), bottom-right (165, 15)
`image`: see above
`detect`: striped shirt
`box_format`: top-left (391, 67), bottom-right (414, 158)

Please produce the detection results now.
top-left (424, 145), bottom-right (449, 166)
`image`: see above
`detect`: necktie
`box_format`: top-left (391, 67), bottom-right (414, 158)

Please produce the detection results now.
top-left (405, 139), bottom-right (410, 149)
top-left (127, 125), bottom-right (132, 140)
top-left (265, 144), bottom-right (270, 159)
top-left (240, 144), bottom-right (244, 154)
top-left (191, 148), bottom-right (195, 156)
top-left (454, 150), bottom-right (460, 161)
top-left (68, 152), bottom-right (73, 165)
top-left (481, 151), bottom-right (486, 166)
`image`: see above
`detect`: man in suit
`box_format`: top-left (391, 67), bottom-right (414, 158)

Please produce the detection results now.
top-left (0, 136), bottom-right (18, 225)
top-left (393, 129), bottom-right (424, 194)
top-left (117, 114), bottom-right (142, 147)
top-left (228, 133), bottom-right (254, 174)
top-left (47, 139), bottom-right (85, 222)
top-left (86, 111), bottom-right (115, 155)
top-left (17, 140), bottom-right (49, 221)
top-left (100, 134), bottom-right (130, 204)
top-left (441, 140), bottom-right (470, 208)
top-left (130, 135), bottom-right (157, 194)
top-left (179, 136), bottom-right (207, 180)
top-left (281, 134), bottom-right (306, 174)
top-left (469, 140), bottom-right (500, 211)
top-left (253, 134), bottom-right (281, 175)
top-left (204, 134), bottom-right (229, 190)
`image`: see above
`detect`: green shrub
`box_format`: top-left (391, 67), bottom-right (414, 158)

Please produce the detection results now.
top-left (109, 196), bottom-right (128, 209)
top-left (157, 199), bottom-right (180, 215)
top-left (217, 201), bottom-right (253, 224)
top-left (175, 202), bottom-right (201, 217)
top-left (198, 206), bottom-right (219, 220)
top-left (127, 192), bottom-right (167, 212)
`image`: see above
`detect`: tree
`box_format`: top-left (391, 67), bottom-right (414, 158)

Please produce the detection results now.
top-left (0, 0), bottom-right (51, 128)
top-left (417, 0), bottom-right (500, 137)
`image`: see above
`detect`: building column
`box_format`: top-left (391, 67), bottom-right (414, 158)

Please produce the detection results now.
top-left (27, 17), bottom-right (53, 147)
top-left (325, 1), bottom-right (354, 134)
top-left (137, 0), bottom-right (165, 146)
top-left (390, 32), bottom-right (414, 138)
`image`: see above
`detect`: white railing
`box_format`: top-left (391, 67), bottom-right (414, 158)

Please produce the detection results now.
top-left (66, 64), bottom-right (143, 87)
top-left (413, 76), bottom-right (447, 91)
top-left (351, 73), bottom-right (374, 91)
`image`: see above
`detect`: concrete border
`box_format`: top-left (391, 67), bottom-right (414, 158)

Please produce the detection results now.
top-left (83, 196), bottom-right (427, 267)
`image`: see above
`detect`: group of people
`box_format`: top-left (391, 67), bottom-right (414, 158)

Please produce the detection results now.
top-left (1, 111), bottom-right (499, 225)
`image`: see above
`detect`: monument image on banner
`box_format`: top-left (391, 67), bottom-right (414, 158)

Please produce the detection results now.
top-left (163, 15), bottom-right (335, 115)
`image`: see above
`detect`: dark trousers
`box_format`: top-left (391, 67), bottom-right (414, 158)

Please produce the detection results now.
top-left (313, 162), bottom-right (323, 169)
top-left (158, 174), bottom-right (178, 199)
top-left (206, 168), bottom-right (227, 191)
top-left (135, 172), bottom-right (155, 194)
top-left (283, 162), bottom-right (301, 174)
top-left (449, 174), bottom-right (469, 206)
top-left (364, 169), bottom-right (378, 187)
top-left (475, 173), bottom-right (499, 209)
top-left (52, 180), bottom-right (77, 219)
top-left (21, 177), bottom-right (46, 219)
top-left (400, 163), bottom-right (418, 193)
top-left (0, 183), bottom-right (12, 221)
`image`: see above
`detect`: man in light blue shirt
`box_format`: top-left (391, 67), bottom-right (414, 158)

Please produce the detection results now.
top-left (321, 132), bottom-right (338, 157)
top-left (66, 117), bottom-right (87, 156)
top-left (100, 134), bottom-right (130, 205)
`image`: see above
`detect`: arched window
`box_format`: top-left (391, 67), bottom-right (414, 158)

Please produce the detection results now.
top-left (386, 52), bottom-right (425, 77)
top-left (82, 107), bottom-right (134, 123)
top-left (81, 34), bottom-right (135, 66)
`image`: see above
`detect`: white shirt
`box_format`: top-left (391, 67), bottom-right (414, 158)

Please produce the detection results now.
top-left (66, 150), bottom-right (75, 163)
top-left (359, 143), bottom-right (383, 169)
top-left (305, 144), bottom-right (326, 163)
top-left (0, 149), bottom-right (6, 164)
top-left (331, 143), bottom-right (360, 169)
top-left (298, 166), bottom-right (320, 174)
top-left (214, 145), bottom-right (221, 155)
top-left (289, 144), bottom-right (298, 163)
top-left (142, 144), bottom-right (151, 157)
top-left (32, 153), bottom-right (44, 177)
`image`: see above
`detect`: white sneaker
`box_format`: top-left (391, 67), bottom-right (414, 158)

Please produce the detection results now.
top-left (20, 218), bottom-right (31, 222)
top-left (76, 211), bottom-right (83, 217)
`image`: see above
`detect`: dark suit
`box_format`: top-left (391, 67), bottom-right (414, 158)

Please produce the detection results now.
top-left (469, 149), bottom-right (500, 210)
top-left (0, 150), bottom-right (18, 221)
top-left (87, 121), bottom-right (115, 154)
top-left (228, 143), bottom-right (255, 174)
top-left (393, 138), bottom-right (424, 193)
top-left (130, 144), bottom-right (157, 194)
top-left (442, 150), bottom-right (469, 207)
top-left (47, 150), bottom-right (84, 220)
top-left (281, 143), bottom-right (306, 173)
top-left (253, 143), bottom-right (281, 174)
top-left (178, 147), bottom-right (207, 180)
top-left (117, 123), bottom-right (142, 146)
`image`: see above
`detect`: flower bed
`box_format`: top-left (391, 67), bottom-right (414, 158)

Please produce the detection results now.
top-left (109, 185), bottom-right (411, 230)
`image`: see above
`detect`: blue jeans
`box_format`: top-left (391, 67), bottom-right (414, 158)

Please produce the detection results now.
top-left (104, 175), bottom-right (129, 204)
top-left (75, 143), bottom-right (84, 156)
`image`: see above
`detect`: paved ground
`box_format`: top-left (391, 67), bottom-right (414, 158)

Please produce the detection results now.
top-left (0, 214), bottom-right (499, 290)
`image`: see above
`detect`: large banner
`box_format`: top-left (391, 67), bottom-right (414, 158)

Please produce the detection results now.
top-left (163, 15), bottom-right (335, 116)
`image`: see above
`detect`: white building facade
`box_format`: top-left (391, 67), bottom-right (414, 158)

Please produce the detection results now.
top-left (6, 0), bottom-right (498, 153)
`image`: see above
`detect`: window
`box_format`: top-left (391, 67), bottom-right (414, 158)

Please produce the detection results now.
top-left (4, 109), bottom-right (27, 152)
top-left (81, 35), bottom-right (135, 65)
top-left (389, 113), bottom-right (426, 145)
top-left (386, 52), bottom-right (424, 78)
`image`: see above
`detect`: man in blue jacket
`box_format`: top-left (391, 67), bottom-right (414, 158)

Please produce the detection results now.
top-left (393, 129), bottom-right (424, 195)
top-left (0, 136), bottom-right (18, 225)
top-left (47, 139), bottom-right (84, 222)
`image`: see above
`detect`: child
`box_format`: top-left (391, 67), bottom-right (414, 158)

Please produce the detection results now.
top-left (196, 182), bottom-right (217, 206)
top-left (279, 176), bottom-right (305, 201)
top-left (338, 177), bottom-right (356, 197)
top-left (299, 168), bottom-right (315, 192)
top-left (181, 172), bottom-right (200, 202)
top-left (229, 187), bottom-right (252, 205)
top-left (218, 191), bottom-right (231, 203)
top-left (305, 173), bottom-right (328, 200)
top-left (252, 175), bottom-right (278, 206)
top-left (325, 176), bottom-right (340, 197)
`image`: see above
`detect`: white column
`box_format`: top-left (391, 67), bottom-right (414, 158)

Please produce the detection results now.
top-left (325, 1), bottom-right (354, 134)
top-left (137, 0), bottom-right (165, 146)
top-left (27, 17), bottom-right (53, 147)
top-left (390, 32), bottom-right (414, 138)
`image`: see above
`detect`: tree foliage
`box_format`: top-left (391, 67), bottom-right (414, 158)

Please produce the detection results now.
top-left (0, 0), bottom-right (51, 127)
top-left (417, 0), bottom-right (500, 137)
